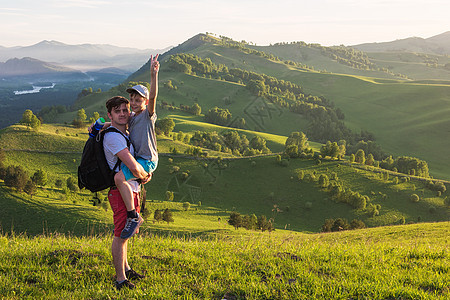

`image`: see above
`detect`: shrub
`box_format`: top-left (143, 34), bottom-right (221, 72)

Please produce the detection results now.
top-left (410, 194), bottom-right (420, 203)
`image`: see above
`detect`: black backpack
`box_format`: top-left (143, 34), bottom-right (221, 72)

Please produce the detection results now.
top-left (78, 127), bottom-right (130, 192)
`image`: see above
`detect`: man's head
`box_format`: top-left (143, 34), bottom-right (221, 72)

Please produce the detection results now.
top-left (106, 96), bottom-right (130, 127)
top-left (126, 85), bottom-right (149, 113)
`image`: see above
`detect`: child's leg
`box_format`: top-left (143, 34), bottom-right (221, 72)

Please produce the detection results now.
top-left (114, 170), bottom-right (135, 212)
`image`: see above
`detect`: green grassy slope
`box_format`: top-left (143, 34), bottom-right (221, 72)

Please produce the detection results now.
top-left (1, 124), bottom-right (448, 235)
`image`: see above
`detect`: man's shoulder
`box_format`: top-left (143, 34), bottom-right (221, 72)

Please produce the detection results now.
top-left (103, 127), bottom-right (129, 144)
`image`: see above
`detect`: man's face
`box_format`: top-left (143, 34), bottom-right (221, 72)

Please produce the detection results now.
top-left (108, 103), bottom-right (130, 126)
top-left (129, 92), bottom-right (147, 113)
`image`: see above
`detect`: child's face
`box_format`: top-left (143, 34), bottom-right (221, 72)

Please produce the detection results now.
top-left (129, 92), bottom-right (148, 113)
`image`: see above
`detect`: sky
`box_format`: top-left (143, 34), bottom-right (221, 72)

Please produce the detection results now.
top-left (0, 0), bottom-right (449, 50)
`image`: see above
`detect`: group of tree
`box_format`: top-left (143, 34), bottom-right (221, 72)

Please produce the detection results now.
top-left (0, 165), bottom-right (48, 198)
top-left (77, 87), bottom-right (101, 100)
top-left (20, 109), bottom-right (41, 131)
top-left (153, 208), bottom-right (174, 224)
top-left (38, 105), bottom-right (68, 123)
top-left (228, 212), bottom-right (274, 232)
top-left (321, 218), bottom-right (366, 232)
top-left (159, 101), bottom-right (202, 116)
top-left (320, 140), bottom-right (346, 159)
top-left (189, 130), bottom-right (271, 156)
top-left (283, 132), bottom-right (314, 158)
top-left (351, 150), bottom-right (431, 178)
top-left (204, 107), bottom-right (232, 126)
top-left (167, 53), bottom-right (378, 149)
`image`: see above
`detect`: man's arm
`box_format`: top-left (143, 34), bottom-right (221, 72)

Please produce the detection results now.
top-left (116, 148), bottom-right (150, 181)
top-left (147, 54), bottom-right (159, 116)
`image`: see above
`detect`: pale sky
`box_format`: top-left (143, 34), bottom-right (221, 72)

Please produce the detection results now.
top-left (0, 0), bottom-right (448, 50)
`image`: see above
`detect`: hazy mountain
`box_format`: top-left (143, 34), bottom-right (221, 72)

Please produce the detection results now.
top-left (353, 31), bottom-right (450, 54)
top-left (0, 57), bottom-right (89, 81)
top-left (0, 40), bottom-right (172, 72)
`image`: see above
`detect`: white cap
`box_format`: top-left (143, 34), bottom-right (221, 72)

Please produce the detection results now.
top-left (126, 85), bottom-right (149, 99)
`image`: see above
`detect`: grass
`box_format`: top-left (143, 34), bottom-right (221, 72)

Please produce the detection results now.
top-left (0, 222), bottom-right (448, 299)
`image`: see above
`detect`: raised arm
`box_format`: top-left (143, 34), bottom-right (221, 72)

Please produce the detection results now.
top-left (147, 54), bottom-right (159, 116)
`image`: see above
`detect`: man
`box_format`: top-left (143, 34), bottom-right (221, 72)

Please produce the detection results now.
top-left (103, 95), bottom-right (151, 290)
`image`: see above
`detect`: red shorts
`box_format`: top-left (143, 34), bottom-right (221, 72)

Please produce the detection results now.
top-left (108, 188), bottom-right (140, 237)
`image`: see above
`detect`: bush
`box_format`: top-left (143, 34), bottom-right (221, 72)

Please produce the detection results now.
top-left (410, 194), bottom-right (420, 203)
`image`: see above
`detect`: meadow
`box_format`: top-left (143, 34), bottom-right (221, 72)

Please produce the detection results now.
top-left (0, 222), bottom-right (448, 299)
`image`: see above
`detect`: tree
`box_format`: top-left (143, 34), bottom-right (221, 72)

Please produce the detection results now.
top-left (21, 109), bottom-right (33, 125)
top-left (285, 132), bottom-right (309, 156)
top-left (182, 202), bottom-right (190, 211)
top-left (165, 191), bottom-right (174, 201)
top-left (66, 176), bottom-right (78, 192)
top-left (4, 165), bottom-right (28, 191)
top-left (410, 194), bottom-right (420, 203)
top-left (350, 219), bottom-right (366, 230)
top-left (24, 180), bottom-right (37, 198)
top-left (257, 215), bottom-right (273, 232)
top-left (191, 103), bottom-right (202, 116)
top-left (77, 108), bottom-right (87, 122)
top-left (30, 115), bottom-right (41, 131)
top-left (154, 209), bottom-right (163, 222)
top-left (228, 212), bottom-right (242, 229)
top-left (156, 118), bottom-right (175, 135)
top-left (331, 218), bottom-right (349, 232)
top-left (31, 169), bottom-right (48, 186)
top-left (365, 153), bottom-right (375, 166)
top-left (318, 174), bottom-right (330, 188)
top-left (162, 208), bottom-right (174, 224)
top-left (355, 149), bottom-right (365, 164)
top-left (320, 141), bottom-right (340, 159)
top-left (0, 148), bottom-right (5, 168)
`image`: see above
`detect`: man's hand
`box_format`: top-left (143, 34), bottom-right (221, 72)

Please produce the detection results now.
top-left (141, 172), bottom-right (153, 184)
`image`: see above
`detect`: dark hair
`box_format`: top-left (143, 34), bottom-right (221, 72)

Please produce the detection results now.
top-left (105, 96), bottom-right (129, 113)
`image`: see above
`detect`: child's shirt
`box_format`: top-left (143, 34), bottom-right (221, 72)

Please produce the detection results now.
top-left (128, 111), bottom-right (158, 162)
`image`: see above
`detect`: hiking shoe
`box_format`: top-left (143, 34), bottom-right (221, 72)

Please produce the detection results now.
top-left (115, 279), bottom-right (135, 290)
top-left (120, 213), bottom-right (144, 239)
top-left (126, 268), bottom-right (145, 280)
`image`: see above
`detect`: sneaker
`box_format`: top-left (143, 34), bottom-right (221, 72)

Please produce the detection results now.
top-left (126, 268), bottom-right (145, 280)
top-left (115, 279), bottom-right (135, 290)
top-left (120, 213), bottom-right (144, 239)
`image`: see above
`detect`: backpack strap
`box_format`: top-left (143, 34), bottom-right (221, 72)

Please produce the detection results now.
top-left (100, 127), bottom-right (131, 171)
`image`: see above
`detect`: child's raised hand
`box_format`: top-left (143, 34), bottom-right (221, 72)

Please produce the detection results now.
top-left (150, 54), bottom-right (160, 75)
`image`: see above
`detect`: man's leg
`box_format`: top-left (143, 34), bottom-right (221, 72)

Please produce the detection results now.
top-left (112, 236), bottom-right (127, 282)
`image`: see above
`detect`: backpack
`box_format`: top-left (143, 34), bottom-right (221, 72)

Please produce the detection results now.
top-left (78, 127), bottom-right (130, 192)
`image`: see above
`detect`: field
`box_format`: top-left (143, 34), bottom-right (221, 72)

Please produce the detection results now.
top-left (0, 222), bottom-right (448, 299)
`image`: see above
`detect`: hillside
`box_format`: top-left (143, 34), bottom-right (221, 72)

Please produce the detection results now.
top-left (353, 31), bottom-right (450, 55)
top-left (1, 124), bottom-right (448, 235)
top-left (118, 34), bottom-right (450, 180)
top-left (0, 57), bottom-right (89, 80)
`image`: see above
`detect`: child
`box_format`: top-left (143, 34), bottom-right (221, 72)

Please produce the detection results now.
top-left (114, 55), bottom-right (160, 239)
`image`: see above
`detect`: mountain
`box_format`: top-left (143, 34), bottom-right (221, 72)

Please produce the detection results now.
top-left (353, 31), bottom-right (450, 54)
top-left (0, 40), bottom-right (172, 72)
top-left (0, 57), bottom-right (89, 80)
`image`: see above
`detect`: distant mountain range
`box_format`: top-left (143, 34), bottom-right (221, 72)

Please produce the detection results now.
top-left (353, 31), bottom-right (450, 55)
top-left (0, 57), bottom-right (89, 81)
top-left (0, 40), bottom-right (172, 72)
